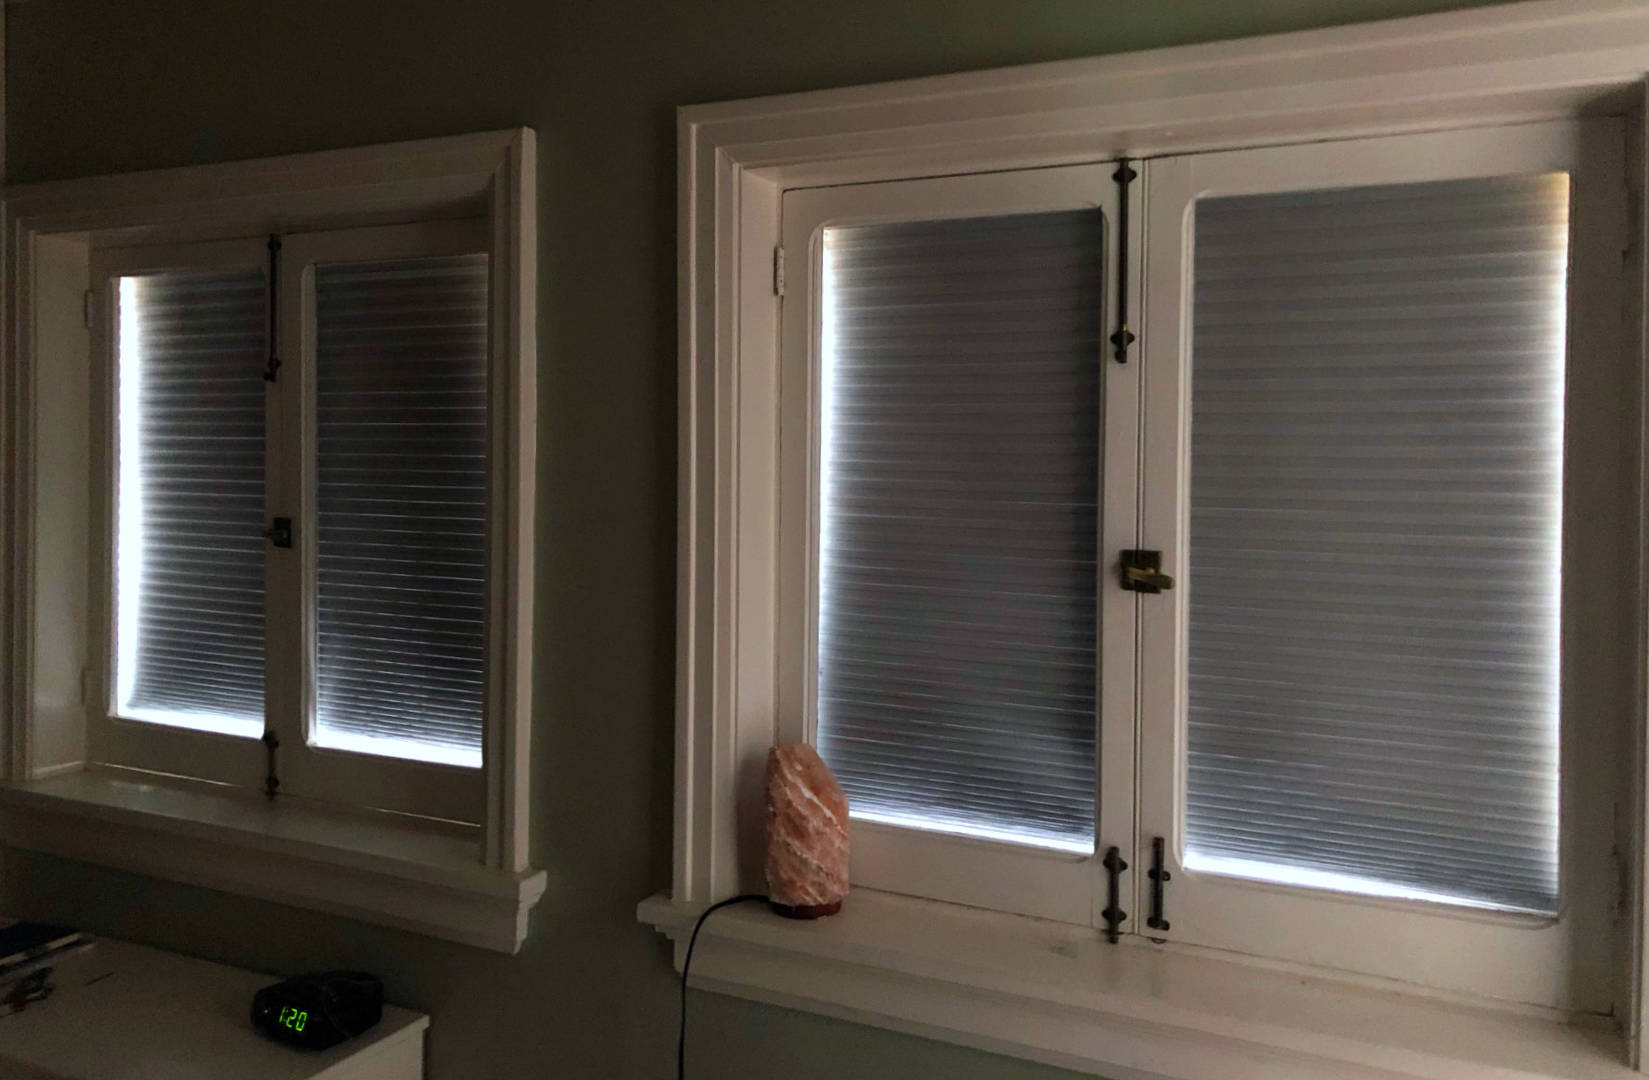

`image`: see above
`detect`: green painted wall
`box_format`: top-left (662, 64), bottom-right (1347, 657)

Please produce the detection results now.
top-left (4, 2), bottom-right (1510, 1076)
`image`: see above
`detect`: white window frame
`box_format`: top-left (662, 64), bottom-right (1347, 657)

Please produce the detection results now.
top-left (642, 3), bottom-right (1649, 1076)
top-left (0, 129), bottom-right (543, 953)
top-left (1134, 118), bottom-right (1629, 1013)
top-left (86, 219), bottom-right (494, 825)
top-left (88, 237), bottom-right (275, 792)
top-left (777, 164), bottom-right (1137, 925)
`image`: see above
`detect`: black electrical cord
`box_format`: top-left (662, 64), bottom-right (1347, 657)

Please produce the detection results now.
top-left (678, 893), bottom-right (765, 1080)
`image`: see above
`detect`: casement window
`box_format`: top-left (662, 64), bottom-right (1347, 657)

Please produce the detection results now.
top-left (1135, 121), bottom-right (1626, 1010)
top-left (651, 10), bottom-right (1649, 1075)
top-left (2, 130), bottom-right (541, 952)
top-left (777, 166), bottom-right (1137, 922)
top-left (770, 118), bottom-right (1625, 1010)
top-left (92, 222), bottom-right (490, 822)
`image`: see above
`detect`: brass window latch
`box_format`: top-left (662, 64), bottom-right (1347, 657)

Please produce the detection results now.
top-left (1120, 550), bottom-right (1174, 593)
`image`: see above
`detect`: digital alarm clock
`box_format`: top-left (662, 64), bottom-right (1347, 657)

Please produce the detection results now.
top-left (251, 971), bottom-right (383, 1050)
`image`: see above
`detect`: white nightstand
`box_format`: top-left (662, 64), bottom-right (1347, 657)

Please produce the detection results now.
top-left (0, 938), bottom-right (427, 1079)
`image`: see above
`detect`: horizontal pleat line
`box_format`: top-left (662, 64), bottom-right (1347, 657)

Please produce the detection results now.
top-left (134, 624), bottom-right (264, 654)
top-left (823, 604), bottom-right (1094, 643)
top-left (317, 628), bottom-right (483, 657)
top-left (317, 594), bottom-right (482, 619)
top-left (835, 787), bottom-right (1092, 838)
top-left (825, 749), bottom-right (1094, 807)
top-left (1190, 595), bottom-right (1553, 635)
top-left (817, 207), bottom-right (1104, 844)
top-left (1187, 741), bottom-right (1555, 808)
top-left (821, 707), bottom-right (1095, 757)
top-left (822, 674), bottom-right (1094, 713)
top-left (1186, 815), bottom-right (1555, 873)
top-left (822, 635), bottom-right (1093, 673)
top-left (127, 695), bottom-right (262, 722)
top-left (1187, 837), bottom-right (1552, 905)
top-left (310, 253), bottom-right (488, 757)
top-left (316, 717), bottom-right (478, 743)
top-left (1187, 807), bottom-right (1555, 869)
top-left (1186, 807), bottom-right (1554, 882)
top-left (136, 572), bottom-right (263, 595)
top-left (129, 679), bottom-right (264, 711)
top-left (1184, 173), bottom-right (1564, 911)
top-left (315, 659), bottom-right (482, 688)
top-left (123, 268), bottom-right (269, 718)
top-left (318, 586), bottom-right (482, 610)
top-left (1189, 638), bottom-right (1550, 684)
top-left (316, 679), bottom-right (481, 710)
top-left (1187, 675), bottom-right (1554, 728)
top-left (1185, 784), bottom-right (1557, 863)
top-left (824, 746), bottom-right (1095, 795)
top-left (133, 651), bottom-right (265, 681)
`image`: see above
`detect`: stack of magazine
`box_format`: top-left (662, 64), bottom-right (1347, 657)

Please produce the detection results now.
top-left (0, 921), bottom-right (89, 1017)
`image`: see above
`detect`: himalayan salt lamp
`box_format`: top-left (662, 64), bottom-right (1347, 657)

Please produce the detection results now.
top-left (764, 743), bottom-right (850, 918)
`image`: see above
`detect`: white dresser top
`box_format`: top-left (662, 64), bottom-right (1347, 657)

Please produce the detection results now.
top-left (0, 938), bottom-right (427, 1079)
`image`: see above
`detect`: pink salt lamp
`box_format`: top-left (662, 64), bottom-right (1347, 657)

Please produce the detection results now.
top-left (764, 743), bottom-right (850, 918)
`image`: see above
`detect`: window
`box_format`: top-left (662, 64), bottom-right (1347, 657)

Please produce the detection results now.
top-left (651, 9), bottom-right (1649, 1075)
top-left (92, 222), bottom-right (489, 822)
top-left (777, 165), bottom-right (1136, 921)
top-left (111, 261), bottom-right (269, 742)
top-left (773, 121), bottom-right (1623, 1006)
top-left (3, 129), bottom-right (540, 952)
top-left (1137, 120), bottom-right (1626, 1010)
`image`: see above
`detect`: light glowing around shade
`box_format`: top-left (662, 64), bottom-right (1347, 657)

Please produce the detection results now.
top-left (309, 729), bottom-right (482, 769)
top-left (1184, 173), bottom-right (1568, 914)
top-left (851, 807), bottom-right (1095, 856)
top-left (1181, 852), bottom-right (1550, 916)
top-left (813, 211), bottom-right (1105, 856)
top-left (310, 254), bottom-right (489, 768)
top-left (115, 276), bottom-right (143, 713)
top-left (113, 271), bottom-right (266, 740)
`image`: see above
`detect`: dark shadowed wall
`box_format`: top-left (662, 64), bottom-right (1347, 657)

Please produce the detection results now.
top-left (4, 1), bottom-right (1508, 1076)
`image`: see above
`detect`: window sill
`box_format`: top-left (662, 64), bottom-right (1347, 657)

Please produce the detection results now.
top-left (0, 771), bottom-right (545, 953)
top-left (637, 888), bottom-right (1632, 1080)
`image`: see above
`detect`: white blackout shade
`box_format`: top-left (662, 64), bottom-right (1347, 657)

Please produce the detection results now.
top-left (1186, 174), bottom-right (1568, 914)
top-left (115, 269), bottom-right (268, 738)
top-left (816, 209), bottom-right (1104, 853)
top-left (313, 254), bottom-right (489, 767)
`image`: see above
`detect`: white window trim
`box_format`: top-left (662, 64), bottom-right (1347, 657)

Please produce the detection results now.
top-left (642, 1), bottom-right (1649, 1075)
top-left (776, 164), bottom-right (1134, 925)
top-left (0, 128), bottom-right (543, 953)
top-left (1131, 119), bottom-right (1628, 1012)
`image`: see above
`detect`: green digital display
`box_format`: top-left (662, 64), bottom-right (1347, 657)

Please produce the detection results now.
top-left (254, 971), bottom-right (380, 1050)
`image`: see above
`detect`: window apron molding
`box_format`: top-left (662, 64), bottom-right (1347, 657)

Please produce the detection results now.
top-left (648, 1), bottom-right (1649, 1075)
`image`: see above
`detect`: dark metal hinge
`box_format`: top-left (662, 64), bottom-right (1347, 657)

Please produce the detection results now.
top-left (1101, 846), bottom-right (1128, 944)
top-left (264, 235), bottom-right (282, 382)
top-left (1110, 160), bottom-right (1138, 363)
top-left (261, 730), bottom-right (281, 800)
top-left (1146, 836), bottom-right (1172, 936)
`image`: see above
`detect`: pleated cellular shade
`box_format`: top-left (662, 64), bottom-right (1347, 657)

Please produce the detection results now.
top-left (1186, 174), bottom-right (1568, 913)
top-left (116, 269), bottom-right (268, 737)
top-left (313, 254), bottom-right (489, 767)
top-left (815, 209), bottom-right (1105, 852)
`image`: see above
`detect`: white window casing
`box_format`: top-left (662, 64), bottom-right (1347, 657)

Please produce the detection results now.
top-left (643, 2), bottom-right (1649, 1077)
top-left (1, 129), bottom-right (542, 953)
